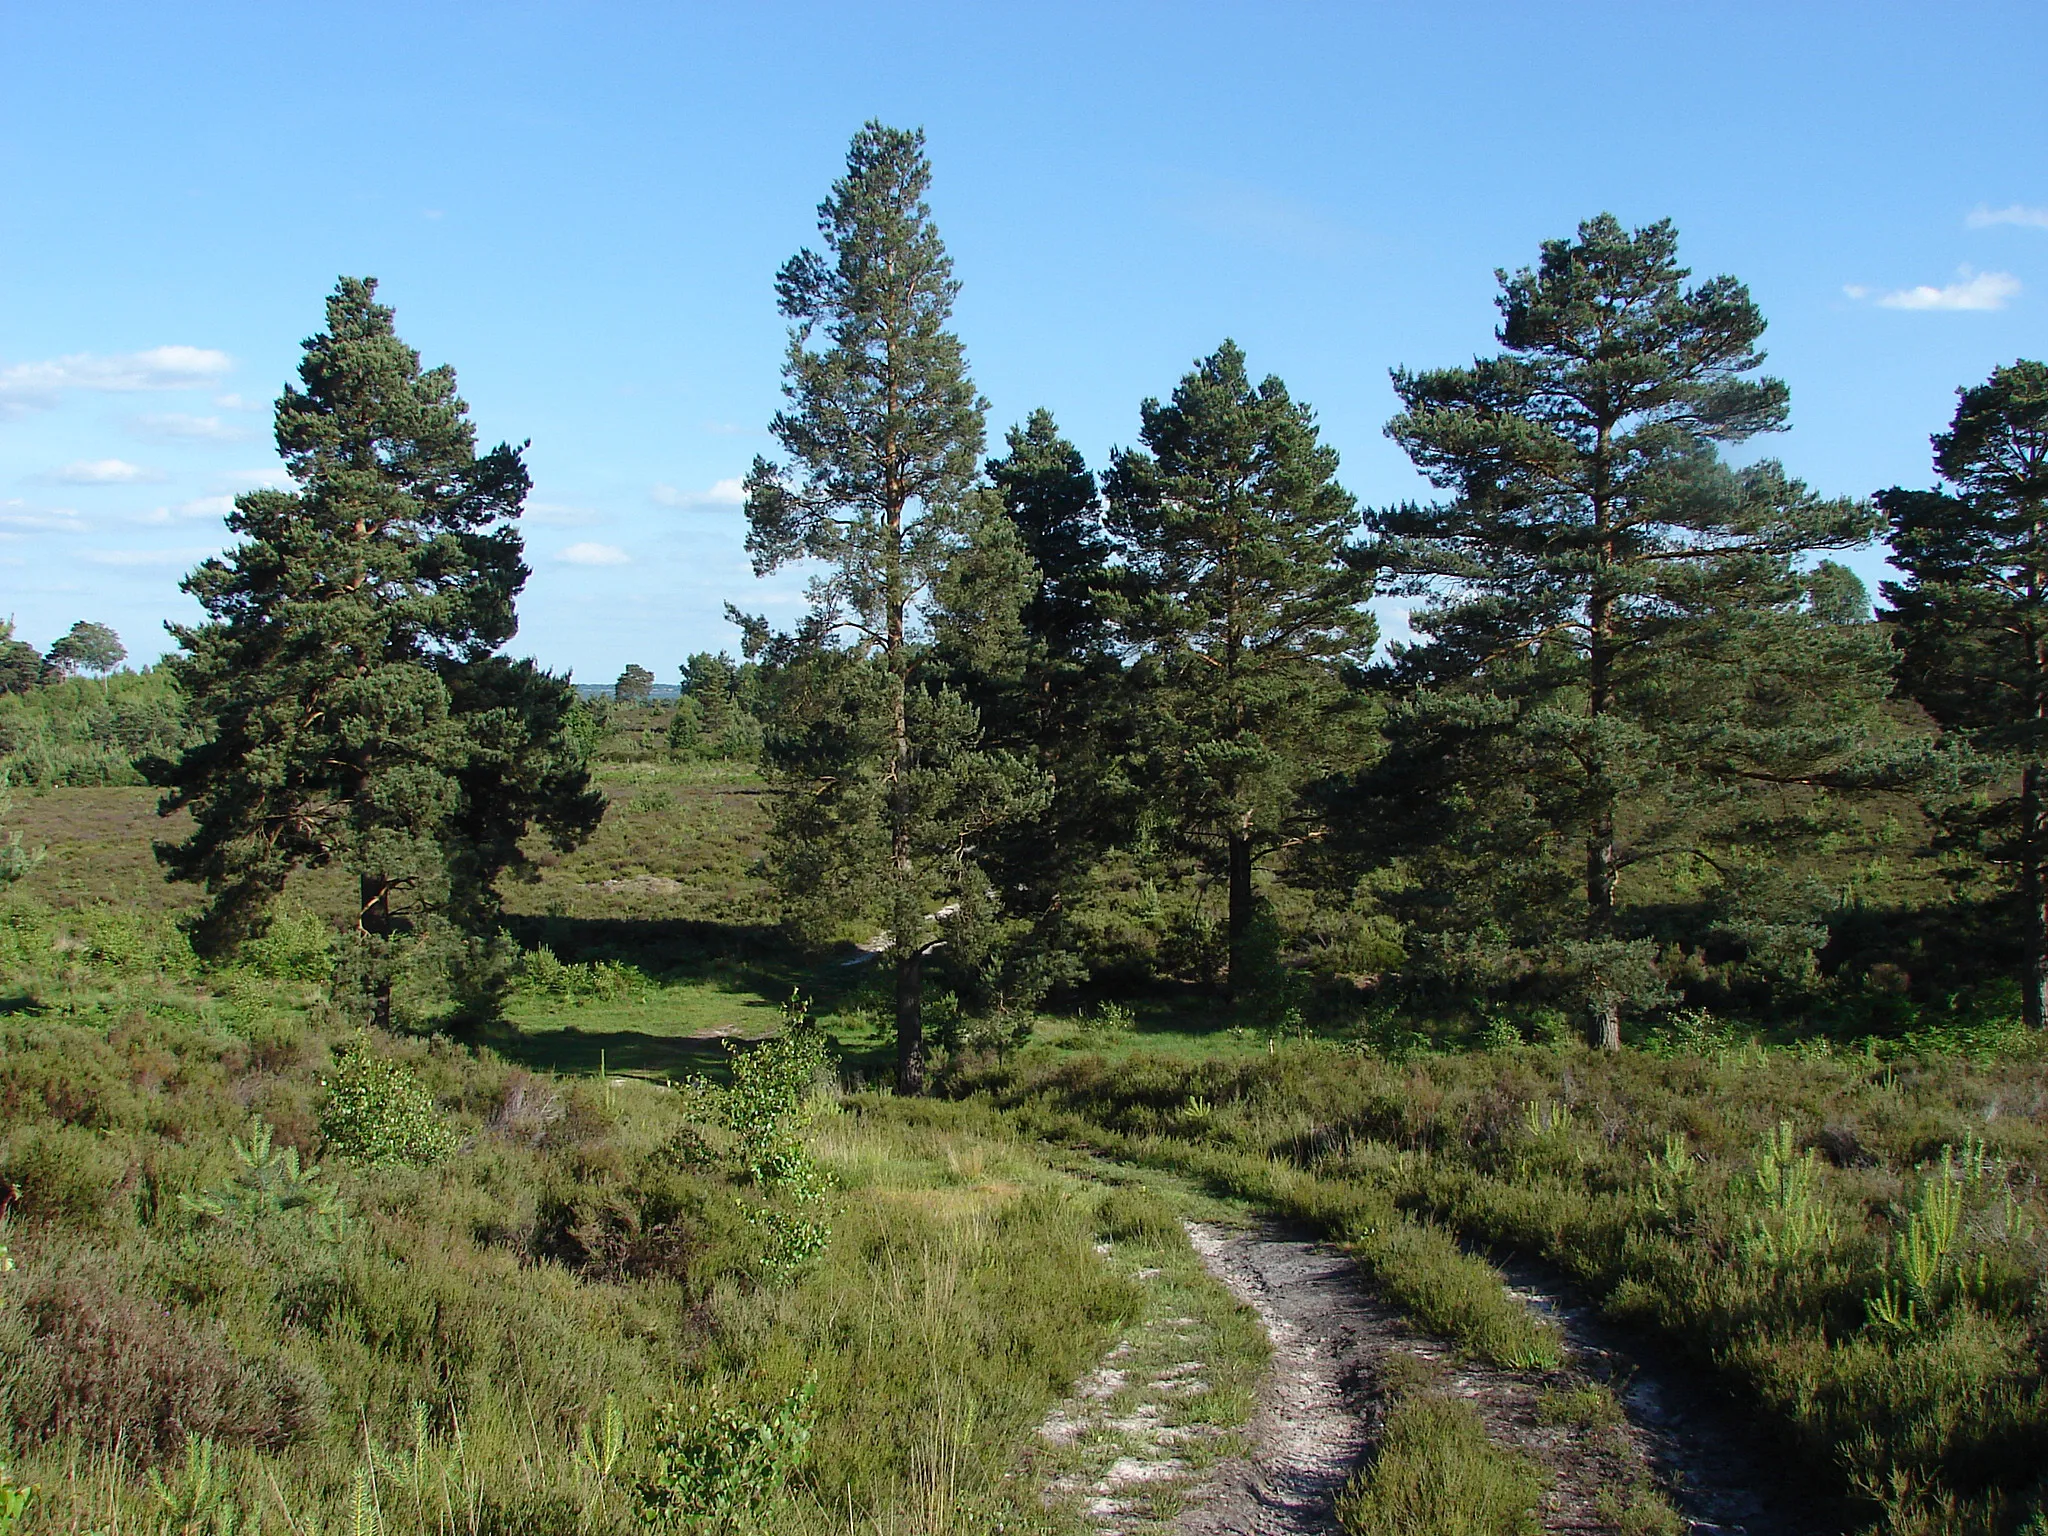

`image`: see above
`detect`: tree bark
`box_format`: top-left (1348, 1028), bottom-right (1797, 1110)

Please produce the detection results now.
top-left (895, 946), bottom-right (925, 1095)
top-left (2024, 765), bottom-right (2047, 1030)
top-left (1225, 827), bottom-right (1254, 1000)
top-left (1585, 450), bottom-right (1622, 1053)
top-left (1594, 996), bottom-right (1622, 1053)
top-left (1585, 581), bottom-right (1621, 1053)
top-left (359, 873), bottom-right (394, 1032)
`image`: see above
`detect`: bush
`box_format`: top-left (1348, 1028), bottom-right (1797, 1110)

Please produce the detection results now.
top-left (234, 904), bottom-right (337, 983)
top-left (639, 1377), bottom-right (815, 1532)
top-left (1336, 1393), bottom-right (1542, 1536)
top-left (317, 1040), bottom-right (458, 1167)
top-left (15, 1257), bottom-right (325, 1456)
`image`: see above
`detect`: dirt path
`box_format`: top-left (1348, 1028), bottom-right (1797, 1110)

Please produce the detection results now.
top-left (1172, 1222), bottom-right (1842, 1536)
top-left (1170, 1224), bottom-right (1374, 1535)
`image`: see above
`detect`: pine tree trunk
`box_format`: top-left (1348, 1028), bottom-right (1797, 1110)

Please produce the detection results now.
top-left (359, 873), bottom-right (394, 1032)
top-left (1225, 827), bottom-right (1254, 1000)
top-left (885, 463), bottom-right (925, 1090)
top-left (895, 946), bottom-right (926, 1095)
top-left (2024, 765), bottom-right (2048, 1030)
top-left (1585, 470), bottom-right (1623, 1053)
top-left (1594, 997), bottom-right (1622, 1053)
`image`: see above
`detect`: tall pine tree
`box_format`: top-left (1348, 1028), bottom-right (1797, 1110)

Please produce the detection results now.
top-left (1362, 215), bottom-right (1892, 1046)
top-left (741, 123), bottom-right (1043, 1091)
top-left (1104, 342), bottom-right (1375, 995)
top-left (1882, 360), bottom-right (2048, 1026)
top-left (957, 412), bottom-right (1131, 971)
top-left (154, 278), bottom-right (602, 1024)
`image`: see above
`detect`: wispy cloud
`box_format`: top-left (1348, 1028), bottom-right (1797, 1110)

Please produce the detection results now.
top-left (1844, 268), bottom-right (2022, 311)
top-left (138, 495), bottom-right (236, 525)
top-left (526, 501), bottom-right (603, 528)
top-left (0, 346), bottom-right (234, 417)
top-left (129, 411), bottom-right (250, 444)
top-left (559, 541), bottom-right (631, 566)
top-left (1967, 204), bottom-right (2048, 230)
top-left (0, 504), bottom-right (84, 532)
top-left (45, 459), bottom-right (160, 485)
top-left (652, 477), bottom-right (745, 510)
top-left (82, 546), bottom-right (217, 568)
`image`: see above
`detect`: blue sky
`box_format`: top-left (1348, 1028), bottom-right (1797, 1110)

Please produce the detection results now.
top-left (3, 1), bottom-right (2044, 680)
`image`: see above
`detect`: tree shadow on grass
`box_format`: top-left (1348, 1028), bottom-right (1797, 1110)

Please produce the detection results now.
top-left (481, 1022), bottom-right (739, 1082)
top-left (493, 915), bottom-right (902, 1083)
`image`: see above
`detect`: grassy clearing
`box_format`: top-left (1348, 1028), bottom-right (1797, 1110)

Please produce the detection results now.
top-left (954, 1039), bottom-right (2048, 1533)
top-left (0, 898), bottom-right (1175, 1534)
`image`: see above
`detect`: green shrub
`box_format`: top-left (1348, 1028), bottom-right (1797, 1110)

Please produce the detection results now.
top-left (0, 1468), bottom-right (29, 1536)
top-left (1336, 1394), bottom-right (1542, 1536)
top-left (317, 1040), bottom-right (458, 1167)
top-left (234, 904), bottom-right (337, 983)
top-left (638, 1378), bottom-right (816, 1533)
top-left (179, 1118), bottom-right (349, 1243)
top-left (510, 946), bottom-right (651, 1004)
top-left (0, 1122), bottom-right (135, 1228)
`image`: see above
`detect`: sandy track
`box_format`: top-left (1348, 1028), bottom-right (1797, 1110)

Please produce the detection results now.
top-left (1171, 1224), bottom-right (1375, 1534)
top-left (1172, 1222), bottom-right (1841, 1536)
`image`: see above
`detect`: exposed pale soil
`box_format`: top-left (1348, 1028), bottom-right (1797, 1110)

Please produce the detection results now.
top-left (1144, 1222), bottom-right (1842, 1536)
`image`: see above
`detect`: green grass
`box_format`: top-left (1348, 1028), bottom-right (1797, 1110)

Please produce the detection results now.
top-left (0, 897), bottom-right (1193, 1535)
top-left (1336, 1389), bottom-right (1542, 1536)
top-left (953, 1038), bottom-right (2048, 1534)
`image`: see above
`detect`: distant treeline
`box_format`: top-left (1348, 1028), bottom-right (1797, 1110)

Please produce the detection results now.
top-left (575, 652), bottom-right (766, 763)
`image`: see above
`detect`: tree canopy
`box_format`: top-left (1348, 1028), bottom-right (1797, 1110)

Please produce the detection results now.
top-left (741, 122), bottom-right (1042, 1091)
top-left (1105, 341), bottom-right (1375, 993)
top-left (1882, 360), bottom-right (2048, 1024)
top-left (152, 277), bottom-right (602, 1021)
top-left (1352, 215), bottom-right (1899, 1046)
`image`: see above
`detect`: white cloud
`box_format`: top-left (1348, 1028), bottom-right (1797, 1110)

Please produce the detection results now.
top-left (0, 345), bottom-right (234, 416)
top-left (1876, 269), bottom-right (2022, 311)
top-left (1967, 204), bottom-right (2048, 230)
top-left (559, 541), bottom-right (631, 566)
top-left (652, 477), bottom-right (746, 509)
top-left (47, 458), bottom-right (160, 485)
top-left (0, 505), bottom-right (83, 532)
top-left (130, 412), bottom-right (250, 444)
top-left (1846, 268), bottom-right (2022, 311)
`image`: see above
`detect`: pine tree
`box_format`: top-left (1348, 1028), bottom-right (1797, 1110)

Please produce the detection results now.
top-left (153, 277), bottom-right (602, 1024)
top-left (1882, 360), bottom-right (2048, 1026)
top-left (963, 412), bottom-right (1131, 965)
top-left (1104, 341), bottom-right (1375, 995)
top-left (741, 124), bottom-right (1043, 1091)
top-left (0, 621), bottom-right (40, 696)
top-left (614, 663), bottom-right (655, 703)
top-left (1363, 215), bottom-right (1891, 1047)
top-left (43, 621), bottom-right (125, 678)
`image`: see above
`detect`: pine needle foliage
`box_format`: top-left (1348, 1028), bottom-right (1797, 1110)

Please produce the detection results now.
top-left (149, 277), bottom-right (602, 1022)
top-left (1105, 340), bottom-right (1375, 993)
top-left (1353, 214), bottom-right (1909, 1044)
top-left (1882, 359), bottom-right (2048, 1026)
top-left (740, 124), bottom-right (1044, 1092)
